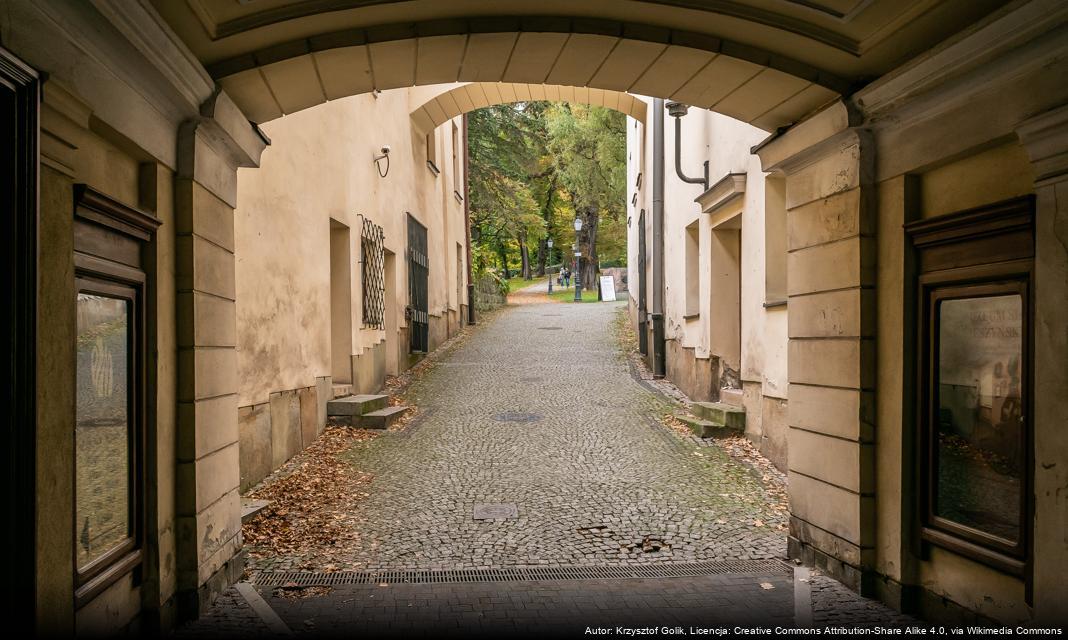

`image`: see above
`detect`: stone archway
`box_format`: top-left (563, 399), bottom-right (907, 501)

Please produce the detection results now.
top-left (410, 82), bottom-right (648, 133)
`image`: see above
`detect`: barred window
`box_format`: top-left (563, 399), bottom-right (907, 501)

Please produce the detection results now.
top-left (361, 217), bottom-right (386, 329)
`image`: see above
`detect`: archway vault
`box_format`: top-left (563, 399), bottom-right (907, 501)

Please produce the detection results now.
top-left (411, 83), bottom-right (648, 134)
top-left (212, 27), bottom-right (840, 132)
top-left (153, 1), bottom-right (1003, 132)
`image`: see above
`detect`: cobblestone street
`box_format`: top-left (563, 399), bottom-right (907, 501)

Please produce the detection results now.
top-left (251, 298), bottom-right (784, 573)
top-left (180, 297), bottom-right (918, 636)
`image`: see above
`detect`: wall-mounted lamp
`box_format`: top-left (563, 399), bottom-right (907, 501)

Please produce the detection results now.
top-left (665, 102), bottom-right (709, 191)
top-left (373, 145), bottom-right (391, 177)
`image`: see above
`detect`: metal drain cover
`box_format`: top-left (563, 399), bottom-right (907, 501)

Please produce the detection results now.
top-left (493, 412), bottom-right (542, 423)
top-left (473, 503), bottom-right (519, 520)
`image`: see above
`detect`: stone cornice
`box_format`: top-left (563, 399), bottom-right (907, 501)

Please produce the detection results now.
top-left (1016, 104), bottom-right (1068, 185)
top-left (763, 127), bottom-right (865, 177)
top-left (91, 0), bottom-right (214, 111)
top-left (696, 173), bottom-right (746, 215)
top-left (854, 0), bottom-right (1068, 120)
top-left (753, 100), bottom-right (859, 172)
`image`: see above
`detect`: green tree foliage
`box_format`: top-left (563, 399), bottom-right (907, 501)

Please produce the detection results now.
top-left (467, 101), bottom-right (626, 285)
top-left (544, 104), bottom-right (626, 289)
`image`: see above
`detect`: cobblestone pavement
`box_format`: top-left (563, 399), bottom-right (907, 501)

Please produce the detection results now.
top-left (177, 299), bottom-right (926, 636)
top-left (250, 299), bottom-right (785, 573)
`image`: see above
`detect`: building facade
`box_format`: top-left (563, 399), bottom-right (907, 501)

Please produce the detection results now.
top-left (4, 0), bottom-right (1067, 634)
top-left (233, 90), bottom-right (469, 491)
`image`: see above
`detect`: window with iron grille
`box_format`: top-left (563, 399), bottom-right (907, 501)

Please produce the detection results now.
top-left (360, 216), bottom-right (386, 329)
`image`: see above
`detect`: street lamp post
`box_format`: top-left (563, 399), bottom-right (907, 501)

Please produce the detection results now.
top-left (547, 239), bottom-right (553, 294)
top-left (573, 217), bottom-right (583, 302)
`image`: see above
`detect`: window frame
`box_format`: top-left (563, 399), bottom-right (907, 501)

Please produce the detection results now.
top-left (72, 276), bottom-right (145, 603)
top-left (907, 195), bottom-right (1034, 578)
top-left (71, 185), bottom-right (158, 608)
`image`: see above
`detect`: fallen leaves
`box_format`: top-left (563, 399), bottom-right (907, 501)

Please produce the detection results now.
top-left (242, 425), bottom-right (377, 568)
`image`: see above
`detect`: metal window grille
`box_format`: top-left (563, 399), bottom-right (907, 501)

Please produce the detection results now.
top-left (360, 216), bottom-right (386, 329)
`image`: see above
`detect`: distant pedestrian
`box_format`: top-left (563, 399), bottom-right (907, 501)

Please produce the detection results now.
top-left (563, 268), bottom-right (571, 288)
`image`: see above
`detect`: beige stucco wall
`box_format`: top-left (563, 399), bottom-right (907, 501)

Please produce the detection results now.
top-left (627, 99), bottom-right (790, 464)
top-left (234, 88), bottom-right (468, 409)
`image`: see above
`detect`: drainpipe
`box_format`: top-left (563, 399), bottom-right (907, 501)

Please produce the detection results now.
top-left (651, 99), bottom-right (667, 378)
top-left (463, 113), bottom-right (475, 325)
top-left (666, 102), bottom-right (709, 191)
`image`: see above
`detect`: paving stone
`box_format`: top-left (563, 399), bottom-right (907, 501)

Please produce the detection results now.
top-left (179, 300), bottom-right (925, 635)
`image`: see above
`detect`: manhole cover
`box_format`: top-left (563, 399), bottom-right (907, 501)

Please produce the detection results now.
top-left (473, 503), bottom-right (519, 520)
top-left (493, 412), bottom-right (542, 423)
top-left (538, 326), bottom-right (563, 330)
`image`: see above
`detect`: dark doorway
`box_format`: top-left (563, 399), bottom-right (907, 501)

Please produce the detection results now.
top-left (407, 214), bottom-right (429, 353)
top-left (1, 45), bottom-right (39, 631)
top-left (637, 209), bottom-right (648, 356)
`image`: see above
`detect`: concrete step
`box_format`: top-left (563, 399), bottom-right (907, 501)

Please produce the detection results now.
top-left (332, 383), bottom-right (353, 399)
top-left (240, 498), bottom-right (270, 524)
top-left (719, 388), bottom-right (744, 407)
top-left (692, 401), bottom-right (746, 431)
top-left (357, 405), bottom-right (410, 429)
top-left (327, 394), bottom-right (388, 417)
top-left (674, 413), bottom-right (734, 438)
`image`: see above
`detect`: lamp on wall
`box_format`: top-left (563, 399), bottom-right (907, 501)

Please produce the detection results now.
top-left (373, 145), bottom-right (391, 177)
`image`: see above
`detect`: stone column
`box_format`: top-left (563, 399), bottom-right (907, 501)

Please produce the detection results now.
top-left (174, 89), bottom-right (265, 618)
top-left (1016, 105), bottom-right (1068, 623)
top-left (757, 102), bottom-right (877, 593)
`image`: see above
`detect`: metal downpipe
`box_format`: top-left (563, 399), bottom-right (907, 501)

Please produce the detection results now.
top-left (651, 98), bottom-right (666, 378)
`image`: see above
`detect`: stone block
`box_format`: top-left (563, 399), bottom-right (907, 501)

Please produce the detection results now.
top-left (238, 403), bottom-right (271, 491)
top-left (788, 288), bottom-right (874, 339)
top-left (269, 390), bottom-right (301, 469)
top-left (787, 236), bottom-right (875, 296)
top-left (760, 394), bottom-right (789, 472)
top-left (175, 234), bottom-right (235, 301)
top-left (315, 376), bottom-right (331, 436)
top-left (177, 347), bottom-right (237, 402)
top-left (357, 405), bottom-right (409, 429)
top-left (176, 442), bottom-right (239, 515)
top-left (788, 471), bottom-right (873, 546)
top-left (178, 393), bottom-right (239, 461)
top-left (788, 427), bottom-right (873, 493)
top-left (692, 402), bottom-right (746, 430)
top-left (299, 386), bottom-right (318, 449)
top-left (787, 187), bottom-right (869, 251)
top-left (175, 180), bottom-right (235, 252)
top-left (789, 515), bottom-right (865, 568)
top-left (789, 384), bottom-right (874, 442)
top-left (176, 291), bottom-right (236, 347)
top-left (788, 338), bottom-right (875, 390)
top-left (327, 394), bottom-right (388, 416)
top-left (175, 487), bottom-right (242, 584)
top-left (785, 137), bottom-right (864, 209)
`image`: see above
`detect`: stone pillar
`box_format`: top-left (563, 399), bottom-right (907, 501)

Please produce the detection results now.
top-left (1016, 105), bottom-right (1068, 623)
top-left (757, 102), bottom-right (877, 593)
top-left (174, 89), bottom-right (265, 618)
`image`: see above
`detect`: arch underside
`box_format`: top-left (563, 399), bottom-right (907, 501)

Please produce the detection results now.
top-left (411, 83), bottom-right (648, 133)
top-left (213, 24), bottom-right (842, 131)
top-left (177, 2), bottom-right (1003, 131)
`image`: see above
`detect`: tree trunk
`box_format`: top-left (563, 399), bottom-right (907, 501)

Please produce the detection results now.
top-left (518, 230), bottom-right (532, 279)
top-left (498, 246), bottom-right (510, 280)
top-left (536, 177), bottom-right (556, 277)
top-left (581, 205), bottom-right (599, 291)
